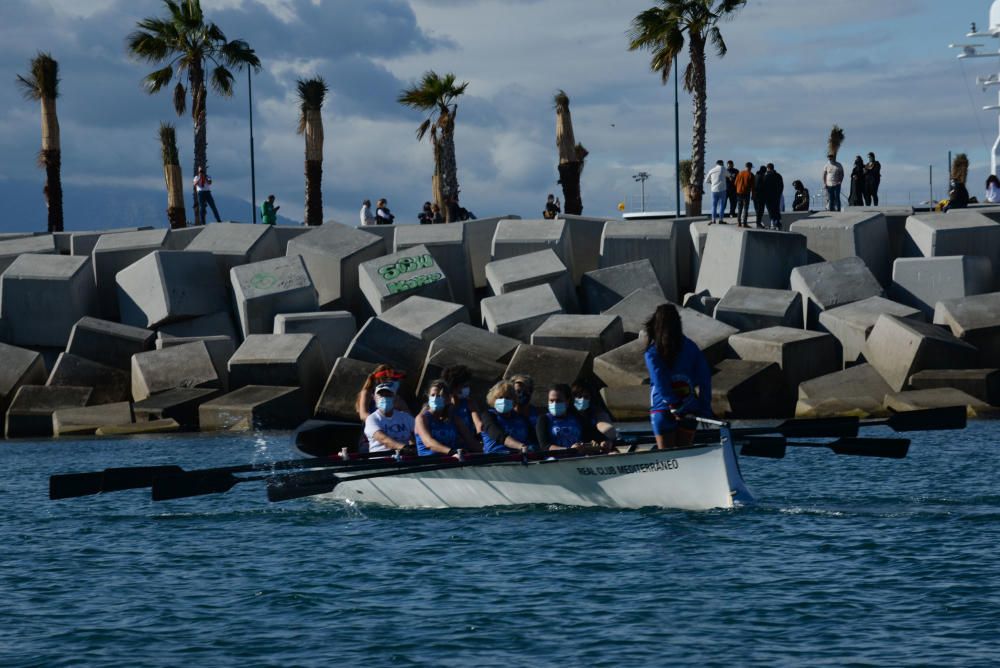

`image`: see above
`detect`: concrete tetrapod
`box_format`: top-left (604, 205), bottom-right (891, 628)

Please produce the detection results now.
top-left (789, 212), bottom-right (891, 285)
top-left (314, 357), bottom-right (378, 422)
top-left (485, 249), bottom-right (577, 311)
top-left (695, 226), bottom-right (808, 298)
top-left (531, 314), bottom-right (625, 356)
top-left (358, 244), bottom-right (452, 315)
top-left (582, 259), bottom-right (663, 315)
top-left (909, 369), bottom-right (1000, 406)
top-left (5, 385), bottom-right (92, 438)
top-left (228, 334), bottom-right (326, 407)
top-left (91, 229), bottom-right (170, 320)
top-left (230, 255), bottom-right (319, 339)
top-left (864, 315), bottom-right (979, 392)
top-left (711, 360), bottom-right (789, 419)
top-left (0, 342), bottom-right (47, 436)
top-left (599, 220), bottom-right (679, 302)
top-left (728, 326), bottom-right (840, 392)
top-left (890, 256), bottom-right (993, 317)
top-left (789, 256), bottom-right (884, 329)
top-left (66, 317), bottom-right (156, 371)
top-left (199, 386), bottom-right (307, 431)
top-left (933, 292), bottom-right (1000, 367)
top-left (713, 286), bottom-right (803, 332)
top-left (131, 341), bottom-right (222, 401)
top-left (1, 254), bottom-right (98, 348)
top-left (903, 211), bottom-right (1000, 269)
top-left (116, 251), bottom-right (229, 329)
top-left (47, 353), bottom-right (131, 405)
top-left (395, 223), bottom-right (476, 312)
top-left (184, 222), bottom-right (281, 274)
top-left (480, 284), bottom-right (565, 342)
top-left (287, 222), bottom-right (386, 311)
top-left (818, 296), bottom-right (924, 365)
top-left (796, 363), bottom-right (893, 418)
top-left (274, 311), bottom-right (357, 373)
top-left (0, 235), bottom-right (56, 275)
top-left (491, 219), bottom-right (575, 280)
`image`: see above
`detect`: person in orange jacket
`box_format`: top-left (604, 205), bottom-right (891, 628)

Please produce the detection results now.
top-left (734, 162), bottom-right (755, 228)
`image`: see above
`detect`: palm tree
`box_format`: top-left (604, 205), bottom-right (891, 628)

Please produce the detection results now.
top-left (628, 0), bottom-right (746, 216)
top-left (16, 52), bottom-right (63, 233)
top-left (127, 0), bottom-right (260, 224)
top-left (554, 90), bottom-right (589, 216)
top-left (398, 71), bottom-right (468, 222)
top-left (297, 77), bottom-right (328, 227)
top-left (159, 123), bottom-right (186, 228)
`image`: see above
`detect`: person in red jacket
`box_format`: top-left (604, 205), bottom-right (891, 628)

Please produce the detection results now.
top-left (734, 162), bottom-right (755, 228)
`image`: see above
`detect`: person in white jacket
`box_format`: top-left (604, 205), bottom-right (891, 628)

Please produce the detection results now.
top-left (704, 160), bottom-right (727, 224)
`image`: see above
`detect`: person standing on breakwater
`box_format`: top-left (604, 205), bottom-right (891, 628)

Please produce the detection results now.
top-left (822, 154), bottom-right (844, 212)
top-left (705, 160), bottom-right (726, 225)
top-left (415, 379), bottom-right (478, 456)
top-left (418, 201), bottom-right (434, 224)
top-left (536, 384), bottom-right (611, 452)
top-left (946, 179), bottom-right (970, 211)
top-left (193, 166), bottom-right (222, 224)
top-left (725, 160), bottom-right (739, 219)
top-left (753, 165), bottom-right (768, 228)
top-left (259, 195), bottom-right (279, 225)
top-left (849, 156), bottom-right (865, 207)
top-left (364, 383), bottom-right (416, 453)
top-left (734, 162), bottom-right (755, 228)
top-left (480, 380), bottom-right (535, 454)
top-left (644, 303), bottom-right (712, 450)
top-left (543, 194), bottom-right (561, 219)
top-left (792, 180), bottom-right (810, 212)
top-left (762, 163), bottom-right (784, 230)
top-left (431, 202), bottom-right (444, 223)
top-left (376, 198), bottom-right (395, 224)
top-left (360, 199), bottom-right (375, 226)
top-left (986, 175), bottom-right (1000, 204)
top-left (864, 152), bottom-right (881, 205)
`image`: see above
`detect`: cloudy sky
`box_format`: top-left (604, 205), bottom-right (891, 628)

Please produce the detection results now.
top-left (0, 0), bottom-right (995, 228)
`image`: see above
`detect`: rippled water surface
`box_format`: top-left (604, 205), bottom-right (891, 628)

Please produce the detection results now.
top-left (3, 423), bottom-right (1000, 666)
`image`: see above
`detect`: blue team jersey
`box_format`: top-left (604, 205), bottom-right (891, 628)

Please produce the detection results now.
top-left (644, 337), bottom-right (713, 416)
top-left (453, 397), bottom-right (475, 434)
top-left (544, 414), bottom-right (583, 448)
top-left (482, 409), bottom-right (533, 454)
top-left (415, 412), bottom-right (459, 456)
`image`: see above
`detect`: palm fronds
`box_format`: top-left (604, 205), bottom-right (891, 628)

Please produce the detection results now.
top-left (296, 77), bottom-right (329, 135)
top-left (16, 52), bottom-right (59, 101)
top-left (827, 125), bottom-right (845, 158)
top-left (952, 153), bottom-right (969, 184)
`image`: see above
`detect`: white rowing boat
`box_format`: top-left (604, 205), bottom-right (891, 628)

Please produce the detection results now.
top-left (314, 426), bottom-right (754, 511)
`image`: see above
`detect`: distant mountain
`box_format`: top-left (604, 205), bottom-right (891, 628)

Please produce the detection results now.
top-left (0, 179), bottom-right (299, 233)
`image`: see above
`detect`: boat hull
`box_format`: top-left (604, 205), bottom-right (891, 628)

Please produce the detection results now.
top-left (319, 438), bottom-right (753, 511)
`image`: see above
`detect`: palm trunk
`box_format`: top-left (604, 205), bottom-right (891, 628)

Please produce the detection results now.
top-left (555, 96), bottom-right (583, 215)
top-left (40, 96), bottom-right (63, 232)
top-left (304, 108), bottom-right (324, 226)
top-left (164, 164), bottom-right (186, 229)
top-left (190, 63), bottom-right (207, 225)
top-left (439, 109), bottom-right (459, 223)
top-left (687, 36), bottom-right (707, 217)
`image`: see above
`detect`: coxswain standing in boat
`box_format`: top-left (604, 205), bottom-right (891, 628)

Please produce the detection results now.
top-left (415, 379), bottom-right (479, 456)
top-left (442, 364), bottom-right (483, 435)
top-left (643, 304), bottom-right (713, 450)
top-left (571, 382), bottom-right (618, 444)
top-left (356, 365), bottom-right (410, 422)
top-left (536, 384), bottom-right (613, 453)
top-left (480, 380), bottom-right (537, 454)
top-left (364, 383), bottom-right (416, 453)
top-left (510, 374), bottom-right (539, 427)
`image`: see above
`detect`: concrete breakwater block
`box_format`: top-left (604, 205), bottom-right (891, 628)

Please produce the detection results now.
top-left (683, 290), bottom-right (719, 317)
top-left (582, 259), bottom-right (663, 314)
top-left (486, 249), bottom-right (576, 311)
top-left (117, 251), bottom-right (229, 329)
top-left (156, 335), bottom-right (234, 391)
top-left (271, 226), bottom-right (311, 254)
top-left (131, 341), bottom-right (222, 401)
top-left (314, 357), bottom-right (376, 421)
top-left (463, 216), bottom-right (517, 288)
top-left (274, 312), bottom-right (356, 372)
top-left (864, 315), bottom-right (978, 392)
top-left (184, 222), bottom-right (280, 273)
top-left (593, 338), bottom-right (649, 387)
top-left (133, 387), bottom-right (220, 429)
top-left (711, 360), bottom-right (789, 419)
top-left (231, 255), bottom-right (318, 339)
top-left (199, 385), bottom-right (307, 431)
top-left (728, 327), bottom-right (840, 391)
top-left (622, 216), bottom-right (702, 293)
top-left (354, 222), bottom-right (397, 248)
top-left (789, 212), bottom-right (891, 285)
top-left (909, 369), bottom-right (1000, 406)
top-left (428, 323), bottom-right (520, 366)
top-left (600, 221), bottom-right (679, 301)
top-left (5, 385), bottom-right (92, 438)
top-left (818, 296), bottom-right (924, 365)
top-left (796, 363), bottom-right (893, 418)
top-left (695, 226), bottom-right (808, 298)
top-left (883, 388), bottom-right (992, 417)
top-left (52, 402), bottom-right (133, 437)
top-left (790, 256), bottom-right (884, 329)
top-left (890, 255), bottom-right (993, 317)
top-left (1, 254), bottom-right (97, 348)
top-left (713, 286), bottom-right (802, 332)
top-left (599, 385), bottom-right (650, 421)
top-left (166, 226), bottom-right (205, 250)
top-left (934, 292), bottom-right (1000, 367)
top-left (0, 235), bottom-right (56, 275)
top-left (531, 314), bottom-right (625, 356)
top-left (491, 219), bottom-right (576, 280)
top-left (558, 214), bottom-right (614, 283)
top-left (0, 342), bottom-right (47, 435)
top-left (503, 344), bottom-right (591, 407)
top-left (395, 223), bottom-right (475, 311)
top-left (358, 244), bottom-right (452, 314)
top-left (47, 353), bottom-right (130, 405)
top-left (603, 287), bottom-right (669, 338)
top-left (678, 307), bottom-right (739, 365)
top-left (91, 229), bottom-right (170, 320)
top-left (286, 223), bottom-right (386, 311)
top-left (859, 206), bottom-right (913, 262)
top-left (228, 334), bottom-right (325, 406)
top-left (481, 284), bottom-right (564, 342)
top-left (903, 211), bottom-right (1000, 268)
top-left (157, 311), bottom-right (238, 342)
top-left (70, 227), bottom-right (151, 257)
top-left (66, 317), bottom-right (155, 371)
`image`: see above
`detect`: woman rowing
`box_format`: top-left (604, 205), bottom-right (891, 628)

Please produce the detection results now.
top-left (536, 384), bottom-right (612, 453)
top-left (480, 380), bottom-right (536, 454)
top-left (570, 381), bottom-right (618, 444)
top-left (643, 303), bottom-right (713, 450)
top-left (510, 374), bottom-right (539, 427)
top-left (363, 382), bottom-right (416, 453)
top-left (415, 379), bottom-right (479, 456)
top-left (356, 364), bottom-right (410, 422)
top-left (442, 364), bottom-right (483, 435)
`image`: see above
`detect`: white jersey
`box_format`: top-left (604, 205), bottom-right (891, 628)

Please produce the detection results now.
top-left (364, 409), bottom-right (415, 452)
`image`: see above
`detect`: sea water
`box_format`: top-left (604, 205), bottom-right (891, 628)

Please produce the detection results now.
top-left (2, 422), bottom-right (1000, 667)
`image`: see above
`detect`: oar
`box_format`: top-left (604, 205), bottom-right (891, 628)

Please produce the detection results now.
top-left (740, 437), bottom-right (910, 460)
top-left (864, 406), bottom-right (967, 432)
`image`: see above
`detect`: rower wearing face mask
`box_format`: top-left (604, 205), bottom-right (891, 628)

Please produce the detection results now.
top-left (510, 374), bottom-right (539, 427)
top-left (535, 384), bottom-right (609, 452)
top-left (356, 365), bottom-right (410, 422)
top-left (442, 364), bottom-right (483, 435)
top-left (480, 380), bottom-right (536, 455)
top-left (363, 383), bottom-right (416, 453)
top-left (415, 379), bottom-right (479, 456)
top-left (570, 382), bottom-right (618, 444)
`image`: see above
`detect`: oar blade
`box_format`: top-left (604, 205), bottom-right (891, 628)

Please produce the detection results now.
top-left (739, 436), bottom-right (787, 459)
top-left (829, 437), bottom-right (910, 459)
top-left (151, 471), bottom-right (241, 501)
top-left (49, 472), bottom-right (104, 500)
top-left (102, 465), bottom-right (185, 493)
top-left (882, 406), bottom-right (967, 432)
top-left (267, 470), bottom-right (340, 502)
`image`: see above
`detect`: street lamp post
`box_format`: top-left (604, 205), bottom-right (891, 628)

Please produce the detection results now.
top-left (633, 171), bottom-right (650, 212)
top-left (248, 67), bottom-right (257, 224)
top-left (674, 58), bottom-right (681, 218)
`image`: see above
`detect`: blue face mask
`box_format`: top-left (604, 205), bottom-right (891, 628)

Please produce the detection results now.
top-left (548, 401), bottom-right (567, 417)
top-left (428, 395), bottom-right (446, 412)
top-left (494, 398), bottom-right (513, 414)
top-left (574, 398), bottom-right (590, 412)
top-left (376, 397), bottom-right (394, 412)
